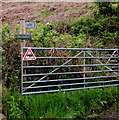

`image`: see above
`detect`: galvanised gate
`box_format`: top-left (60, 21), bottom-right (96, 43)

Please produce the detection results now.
top-left (21, 47), bottom-right (119, 95)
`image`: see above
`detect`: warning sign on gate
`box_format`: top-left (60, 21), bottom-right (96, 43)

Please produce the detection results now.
top-left (23, 48), bottom-right (36, 60)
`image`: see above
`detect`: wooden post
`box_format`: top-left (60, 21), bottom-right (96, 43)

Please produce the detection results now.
top-left (20, 17), bottom-right (26, 94)
top-left (20, 17), bottom-right (26, 46)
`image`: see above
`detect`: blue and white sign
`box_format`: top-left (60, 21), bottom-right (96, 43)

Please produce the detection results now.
top-left (26, 22), bottom-right (37, 28)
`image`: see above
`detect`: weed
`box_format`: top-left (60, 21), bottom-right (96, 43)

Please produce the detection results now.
top-left (4, 87), bottom-right (118, 119)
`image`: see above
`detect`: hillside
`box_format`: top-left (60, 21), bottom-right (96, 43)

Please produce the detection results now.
top-left (1, 2), bottom-right (93, 28)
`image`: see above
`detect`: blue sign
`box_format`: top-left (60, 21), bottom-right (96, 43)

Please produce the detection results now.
top-left (15, 34), bottom-right (32, 39)
top-left (26, 22), bottom-right (36, 28)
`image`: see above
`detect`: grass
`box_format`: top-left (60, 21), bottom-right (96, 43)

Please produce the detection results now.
top-left (0, 83), bottom-right (2, 113)
top-left (4, 86), bottom-right (118, 119)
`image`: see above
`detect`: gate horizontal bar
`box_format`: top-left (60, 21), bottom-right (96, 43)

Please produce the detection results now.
top-left (23, 47), bottom-right (119, 51)
top-left (23, 64), bottom-right (119, 68)
top-left (23, 70), bottom-right (119, 77)
top-left (23, 80), bottom-right (119, 89)
top-left (22, 84), bottom-right (119, 95)
top-left (23, 75), bottom-right (119, 84)
top-left (29, 57), bottom-right (119, 59)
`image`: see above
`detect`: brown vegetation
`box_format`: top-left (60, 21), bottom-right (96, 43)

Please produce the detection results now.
top-left (1, 2), bottom-right (92, 28)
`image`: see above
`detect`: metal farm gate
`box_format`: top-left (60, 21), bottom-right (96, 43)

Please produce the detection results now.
top-left (21, 47), bottom-right (119, 95)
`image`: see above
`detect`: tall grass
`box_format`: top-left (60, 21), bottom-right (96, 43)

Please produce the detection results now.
top-left (5, 86), bottom-right (118, 119)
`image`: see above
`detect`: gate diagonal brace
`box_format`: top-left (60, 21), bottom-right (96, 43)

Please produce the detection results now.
top-left (106, 50), bottom-right (117, 64)
top-left (22, 51), bottom-right (84, 92)
top-left (86, 51), bottom-right (118, 75)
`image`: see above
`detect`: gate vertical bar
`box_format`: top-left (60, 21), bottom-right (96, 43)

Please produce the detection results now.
top-left (21, 43), bottom-right (23, 94)
top-left (84, 51), bottom-right (86, 88)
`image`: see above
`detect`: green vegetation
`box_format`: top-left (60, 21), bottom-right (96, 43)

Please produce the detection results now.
top-left (4, 87), bottom-right (118, 119)
top-left (2, 2), bottom-right (119, 119)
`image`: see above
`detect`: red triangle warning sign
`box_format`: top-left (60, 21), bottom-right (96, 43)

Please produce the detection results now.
top-left (23, 47), bottom-right (36, 60)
